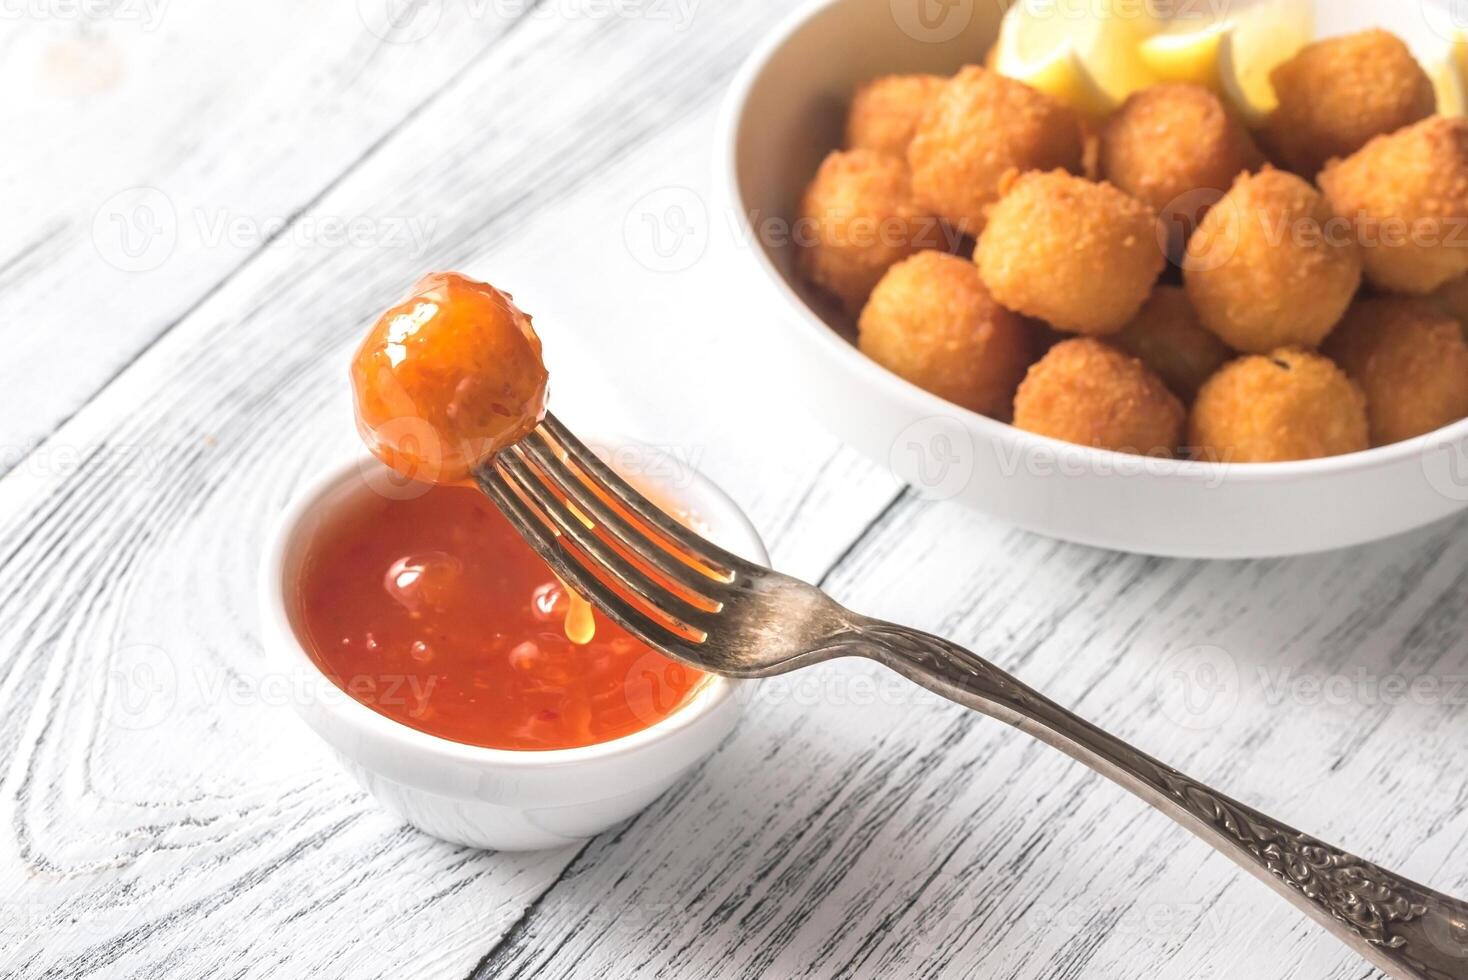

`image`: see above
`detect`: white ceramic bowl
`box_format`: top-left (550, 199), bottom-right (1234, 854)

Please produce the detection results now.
top-left (718, 0), bottom-right (1468, 558)
top-left (259, 449), bottom-right (769, 851)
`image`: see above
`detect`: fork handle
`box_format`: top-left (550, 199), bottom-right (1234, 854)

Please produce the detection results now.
top-left (852, 620), bottom-right (1468, 979)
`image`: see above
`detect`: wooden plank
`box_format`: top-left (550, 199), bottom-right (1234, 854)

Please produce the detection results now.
top-left (0, 2), bottom-right (906, 977)
top-left (473, 495), bottom-right (1467, 979)
top-left (0, 0), bottom-right (524, 469)
top-left (11, 3), bottom-right (1464, 978)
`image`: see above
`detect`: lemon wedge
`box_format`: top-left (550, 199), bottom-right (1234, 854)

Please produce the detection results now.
top-left (1431, 58), bottom-right (1467, 117)
top-left (994, 35), bottom-right (1115, 118)
top-left (1217, 0), bottom-right (1314, 125)
top-left (993, 0), bottom-right (1162, 118)
top-left (1138, 22), bottom-right (1228, 90)
top-left (1421, 27), bottom-right (1468, 117)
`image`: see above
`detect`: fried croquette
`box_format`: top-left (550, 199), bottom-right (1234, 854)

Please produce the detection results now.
top-left (1265, 30), bottom-right (1436, 177)
top-left (1012, 338), bottom-right (1184, 455)
top-left (976, 171), bottom-right (1164, 335)
top-left (1184, 168), bottom-right (1362, 353)
top-left (908, 66), bottom-right (1084, 235)
top-left (1100, 83), bottom-right (1264, 251)
top-left (1319, 116), bottom-right (1468, 295)
top-left (1111, 287), bottom-right (1233, 400)
top-left (1189, 348), bottom-right (1368, 462)
top-left (1428, 273), bottom-right (1468, 341)
top-left (846, 74), bottom-right (948, 156)
top-left (797, 150), bottom-right (938, 314)
top-left (858, 251), bottom-right (1035, 418)
top-left (1322, 298), bottom-right (1468, 445)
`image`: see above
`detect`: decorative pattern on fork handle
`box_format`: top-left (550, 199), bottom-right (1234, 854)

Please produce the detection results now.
top-left (854, 622), bottom-right (1468, 980)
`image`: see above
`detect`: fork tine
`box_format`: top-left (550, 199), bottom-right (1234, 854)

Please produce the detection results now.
top-left (494, 449), bottom-right (718, 636)
top-left (478, 465), bottom-right (696, 654)
top-left (517, 428), bottom-right (729, 601)
top-left (540, 414), bottom-right (751, 577)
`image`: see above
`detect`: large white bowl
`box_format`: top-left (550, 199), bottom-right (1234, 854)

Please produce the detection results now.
top-left (718, 0), bottom-right (1468, 558)
top-left (259, 450), bottom-right (769, 851)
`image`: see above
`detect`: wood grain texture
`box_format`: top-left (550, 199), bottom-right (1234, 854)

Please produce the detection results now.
top-left (4, 1), bottom-right (1466, 978)
top-left (1, 1), bottom-right (529, 468)
top-left (0, 2), bottom-right (898, 977)
top-left (473, 502), bottom-right (1468, 980)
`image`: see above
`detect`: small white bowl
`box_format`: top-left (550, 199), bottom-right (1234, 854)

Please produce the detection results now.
top-left (717, 0), bottom-right (1468, 558)
top-left (259, 448), bottom-right (769, 851)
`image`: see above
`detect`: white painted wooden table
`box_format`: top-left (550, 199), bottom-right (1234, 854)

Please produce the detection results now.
top-left (4, 3), bottom-right (1465, 978)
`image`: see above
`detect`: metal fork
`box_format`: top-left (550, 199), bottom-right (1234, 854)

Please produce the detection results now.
top-left (477, 413), bottom-right (1468, 980)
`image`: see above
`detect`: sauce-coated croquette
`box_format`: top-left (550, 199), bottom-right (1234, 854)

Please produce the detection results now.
top-left (1100, 84), bottom-right (1264, 249)
top-left (1012, 338), bottom-right (1184, 456)
top-left (1111, 286), bottom-right (1232, 401)
top-left (1184, 168), bottom-right (1361, 353)
top-left (858, 251), bottom-right (1035, 419)
top-left (908, 66), bottom-right (1084, 235)
top-left (1189, 348), bottom-right (1368, 462)
top-left (1319, 116), bottom-right (1468, 296)
top-left (352, 273), bottom-right (548, 484)
top-left (846, 74), bottom-right (948, 156)
top-left (976, 171), bottom-right (1164, 336)
top-left (1322, 298), bottom-right (1468, 446)
top-left (797, 150), bottom-right (936, 314)
top-left (1265, 30), bottom-right (1435, 177)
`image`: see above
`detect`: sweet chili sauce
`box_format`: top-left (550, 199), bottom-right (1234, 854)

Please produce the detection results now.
top-left (323, 271), bottom-right (703, 749)
top-left (296, 481), bottom-right (706, 751)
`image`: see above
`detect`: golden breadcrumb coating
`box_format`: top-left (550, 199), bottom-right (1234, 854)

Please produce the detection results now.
top-left (1100, 83), bottom-right (1264, 243)
top-left (1111, 286), bottom-right (1233, 400)
top-left (1319, 116), bottom-right (1468, 295)
top-left (1265, 30), bottom-right (1435, 177)
top-left (846, 74), bottom-right (949, 156)
top-left (1322, 297), bottom-right (1468, 445)
top-left (1012, 337), bottom-right (1184, 455)
top-left (908, 66), bottom-right (1084, 235)
top-left (1190, 348), bottom-right (1368, 462)
top-left (858, 251), bottom-right (1036, 418)
top-left (797, 150), bottom-right (939, 314)
top-left (1184, 168), bottom-right (1362, 353)
top-left (976, 170), bottom-right (1164, 335)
